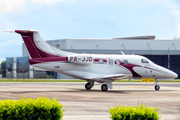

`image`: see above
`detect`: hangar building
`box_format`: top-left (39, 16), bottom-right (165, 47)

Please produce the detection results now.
top-left (20, 35), bottom-right (180, 79)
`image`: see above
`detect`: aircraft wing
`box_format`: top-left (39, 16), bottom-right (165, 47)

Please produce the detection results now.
top-left (85, 73), bottom-right (132, 82)
top-left (95, 74), bottom-right (130, 79)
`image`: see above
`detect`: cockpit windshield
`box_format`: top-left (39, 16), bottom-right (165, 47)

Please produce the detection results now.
top-left (141, 59), bottom-right (149, 63)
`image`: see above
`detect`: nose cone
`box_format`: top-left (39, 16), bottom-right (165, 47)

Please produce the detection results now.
top-left (167, 70), bottom-right (178, 78)
top-left (154, 64), bottom-right (178, 79)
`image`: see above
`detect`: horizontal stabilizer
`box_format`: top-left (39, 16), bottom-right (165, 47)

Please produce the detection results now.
top-left (3, 31), bottom-right (15, 33)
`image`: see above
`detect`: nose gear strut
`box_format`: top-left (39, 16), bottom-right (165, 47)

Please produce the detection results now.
top-left (154, 79), bottom-right (160, 91)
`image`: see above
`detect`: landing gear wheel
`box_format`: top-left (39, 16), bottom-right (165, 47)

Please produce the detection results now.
top-left (101, 84), bottom-right (108, 91)
top-left (85, 83), bottom-right (92, 90)
top-left (154, 85), bottom-right (160, 91)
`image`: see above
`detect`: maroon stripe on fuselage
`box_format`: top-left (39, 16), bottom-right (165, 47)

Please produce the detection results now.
top-left (116, 63), bottom-right (142, 78)
top-left (94, 59), bottom-right (99, 62)
top-left (94, 58), bottom-right (107, 63)
top-left (29, 57), bottom-right (67, 65)
top-left (103, 60), bottom-right (107, 62)
top-left (94, 58), bottom-right (141, 78)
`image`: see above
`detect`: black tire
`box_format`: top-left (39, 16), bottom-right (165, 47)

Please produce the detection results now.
top-left (101, 84), bottom-right (108, 91)
top-left (85, 83), bottom-right (91, 90)
top-left (154, 85), bottom-right (160, 91)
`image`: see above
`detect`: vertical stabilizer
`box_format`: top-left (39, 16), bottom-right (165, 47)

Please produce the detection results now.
top-left (15, 30), bottom-right (58, 58)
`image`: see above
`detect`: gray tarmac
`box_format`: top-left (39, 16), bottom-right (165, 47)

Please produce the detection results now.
top-left (0, 82), bottom-right (180, 120)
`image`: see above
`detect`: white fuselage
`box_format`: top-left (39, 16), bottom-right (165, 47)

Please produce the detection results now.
top-left (13, 29), bottom-right (178, 91)
top-left (32, 54), bottom-right (177, 81)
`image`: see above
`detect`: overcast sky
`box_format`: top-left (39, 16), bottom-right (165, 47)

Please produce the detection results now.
top-left (0, 0), bottom-right (180, 63)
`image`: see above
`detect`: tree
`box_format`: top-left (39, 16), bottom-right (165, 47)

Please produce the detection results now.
top-left (1, 61), bottom-right (6, 77)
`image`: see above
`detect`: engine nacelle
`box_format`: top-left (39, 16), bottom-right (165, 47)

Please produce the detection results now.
top-left (68, 55), bottom-right (94, 64)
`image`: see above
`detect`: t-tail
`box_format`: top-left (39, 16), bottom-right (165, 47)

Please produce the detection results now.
top-left (13, 30), bottom-right (75, 59)
top-left (15, 30), bottom-right (58, 58)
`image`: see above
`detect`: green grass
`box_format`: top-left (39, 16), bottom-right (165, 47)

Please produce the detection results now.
top-left (0, 79), bottom-right (180, 82)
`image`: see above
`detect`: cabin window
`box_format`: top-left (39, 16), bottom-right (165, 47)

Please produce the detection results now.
top-left (99, 59), bottom-right (104, 64)
top-left (115, 60), bottom-right (121, 65)
top-left (141, 59), bottom-right (149, 63)
top-left (109, 59), bottom-right (113, 65)
top-left (124, 60), bottom-right (128, 65)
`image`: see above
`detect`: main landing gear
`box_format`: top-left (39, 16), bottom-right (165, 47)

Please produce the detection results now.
top-left (85, 82), bottom-right (109, 91)
top-left (154, 79), bottom-right (160, 91)
top-left (85, 82), bottom-right (94, 90)
top-left (101, 84), bottom-right (108, 91)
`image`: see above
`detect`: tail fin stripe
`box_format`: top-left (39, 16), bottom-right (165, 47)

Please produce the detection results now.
top-left (22, 36), bottom-right (41, 58)
top-left (15, 30), bottom-right (67, 58)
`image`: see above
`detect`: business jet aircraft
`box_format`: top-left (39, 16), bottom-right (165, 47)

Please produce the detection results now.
top-left (9, 30), bottom-right (178, 91)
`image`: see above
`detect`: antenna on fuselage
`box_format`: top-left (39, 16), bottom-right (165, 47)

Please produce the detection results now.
top-left (120, 51), bottom-right (125, 55)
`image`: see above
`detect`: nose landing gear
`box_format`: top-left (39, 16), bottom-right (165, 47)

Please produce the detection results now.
top-left (154, 85), bottom-right (160, 91)
top-left (154, 80), bottom-right (160, 91)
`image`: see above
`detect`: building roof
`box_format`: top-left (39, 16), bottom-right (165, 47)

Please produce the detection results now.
top-left (22, 37), bottom-right (180, 57)
top-left (113, 36), bottom-right (156, 40)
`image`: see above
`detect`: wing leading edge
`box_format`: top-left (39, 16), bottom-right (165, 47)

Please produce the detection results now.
top-left (85, 73), bottom-right (132, 82)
